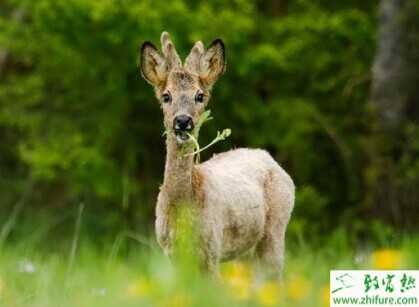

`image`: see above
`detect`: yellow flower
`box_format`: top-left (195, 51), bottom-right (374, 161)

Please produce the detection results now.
top-left (321, 284), bottom-right (330, 307)
top-left (222, 261), bottom-right (253, 281)
top-left (221, 262), bottom-right (253, 300)
top-left (286, 275), bottom-right (311, 301)
top-left (371, 249), bottom-right (402, 269)
top-left (160, 293), bottom-right (192, 307)
top-left (229, 277), bottom-right (252, 300)
top-left (257, 281), bottom-right (281, 306)
top-left (126, 277), bottom-right (155, 298)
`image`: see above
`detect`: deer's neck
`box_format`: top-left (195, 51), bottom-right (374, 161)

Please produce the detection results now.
top-left (162, 136), bottom-right (195, 204)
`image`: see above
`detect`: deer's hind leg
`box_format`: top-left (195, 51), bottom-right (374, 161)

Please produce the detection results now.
top-left (256, 169), bottom-right (294, 279)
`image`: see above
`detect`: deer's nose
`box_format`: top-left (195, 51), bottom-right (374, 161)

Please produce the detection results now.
top-left (173, 115), bottom-right (194, 131)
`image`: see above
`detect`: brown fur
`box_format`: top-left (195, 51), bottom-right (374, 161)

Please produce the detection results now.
top-left (192, 168), bottom-right (206, 206)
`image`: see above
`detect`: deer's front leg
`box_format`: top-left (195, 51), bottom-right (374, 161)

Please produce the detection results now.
top-left (155, 193), bottom-right (173, 257)
top-left (155, 216), bottom-right (172, 256)
top-left (198, 224), bottom-right (222, 278)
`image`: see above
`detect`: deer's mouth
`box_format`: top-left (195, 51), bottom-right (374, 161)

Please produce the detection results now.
top-left (175, 130), bottom-right (191, 143)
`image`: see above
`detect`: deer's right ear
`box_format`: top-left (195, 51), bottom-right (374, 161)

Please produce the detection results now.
top-left (140, 42), bottom-right (168, 87)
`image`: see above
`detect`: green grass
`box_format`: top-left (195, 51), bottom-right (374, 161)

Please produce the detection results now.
top-left (0, 234), bottom-right (418, 307)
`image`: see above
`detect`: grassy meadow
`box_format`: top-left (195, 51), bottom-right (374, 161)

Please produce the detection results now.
top-left (0, 232), bottom-right (417, 307)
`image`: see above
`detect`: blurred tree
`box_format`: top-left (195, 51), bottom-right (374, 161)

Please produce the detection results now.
top-left (371, 0), bottom-right (412, 133)
top-left (368, 0), bottom-right (419, 226)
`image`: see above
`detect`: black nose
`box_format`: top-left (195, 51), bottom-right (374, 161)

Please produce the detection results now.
top-left (173, 115), bottom-right (194, 131)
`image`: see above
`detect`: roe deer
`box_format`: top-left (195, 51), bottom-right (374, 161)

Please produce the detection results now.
top-left (139, 32), bottom-right (295, 278)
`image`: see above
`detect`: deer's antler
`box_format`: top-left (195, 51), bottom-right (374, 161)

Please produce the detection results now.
top-left (160, 32), bottom-right (181, 70)
top-left (184, 40), bottom-right (205, 74)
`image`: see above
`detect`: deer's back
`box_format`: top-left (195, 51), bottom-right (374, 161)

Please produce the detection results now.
top-left (197, 147), bottom-right (284, 187)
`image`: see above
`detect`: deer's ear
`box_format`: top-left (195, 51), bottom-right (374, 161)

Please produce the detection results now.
top-left (140, 41), bottom-right (168, 87)
top-left (199, 39), bottom-right (226, 88)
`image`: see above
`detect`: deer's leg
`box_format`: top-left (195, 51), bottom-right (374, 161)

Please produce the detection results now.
top-left (256, 170), bottom-right (294, 279)
top-left (198, 225), bottom-right (222, 278)
top-left (255, 221), bottom-right (286, 279)
top-left (201, 245), bottom-right (220, 278)
top-left (155, 193), bottom-right (172, 257)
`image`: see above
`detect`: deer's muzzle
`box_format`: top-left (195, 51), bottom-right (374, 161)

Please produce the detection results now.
top-left (173, 115), bottom-right (194, 142)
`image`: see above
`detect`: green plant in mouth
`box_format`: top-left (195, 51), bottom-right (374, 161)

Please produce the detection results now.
top-left (163, 110), bottom-right (231, 163)
top-left (185, 129), bottom-right (231, 164)
top-left (186, 110), bottom-right (231, 164)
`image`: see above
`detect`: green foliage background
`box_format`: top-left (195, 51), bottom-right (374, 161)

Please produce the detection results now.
top-left (0, 0), bottom-right (418, 246)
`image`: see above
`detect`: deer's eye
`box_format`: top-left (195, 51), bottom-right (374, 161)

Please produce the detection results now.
top-left (195, 92), bottom-right (204, 103)
top-left (162, 93), bottom-right (171, 103)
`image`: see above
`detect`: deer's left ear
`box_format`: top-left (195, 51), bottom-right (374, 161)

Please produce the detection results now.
top-left (199, 39), bottom-right (226, 88)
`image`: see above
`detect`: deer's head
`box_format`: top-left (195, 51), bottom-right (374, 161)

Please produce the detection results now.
top-left (140, 32), bottom-right (225, 144)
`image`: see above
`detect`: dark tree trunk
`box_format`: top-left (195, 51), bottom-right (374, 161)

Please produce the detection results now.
top-left (371, 0), bottom-right (411, 133)
top-left (369, 0), bottom-right (418, 224)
